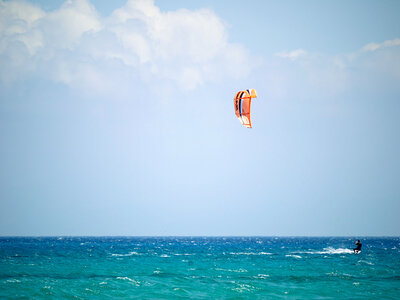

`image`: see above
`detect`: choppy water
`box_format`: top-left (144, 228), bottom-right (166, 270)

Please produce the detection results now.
top-left (1, 237), bottom-right (399, 299)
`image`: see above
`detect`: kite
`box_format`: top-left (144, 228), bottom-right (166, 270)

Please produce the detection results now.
top-left (234, 89), bottom-right (258, 128)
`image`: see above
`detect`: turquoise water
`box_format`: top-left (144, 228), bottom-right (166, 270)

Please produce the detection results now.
top-left (1, 237), bottom-right (399, 299)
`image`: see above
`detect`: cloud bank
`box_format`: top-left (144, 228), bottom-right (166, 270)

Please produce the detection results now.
top-left (1, 0), bottom-right (399, 102)
top-left (0, 0), bottom-right (251, 94)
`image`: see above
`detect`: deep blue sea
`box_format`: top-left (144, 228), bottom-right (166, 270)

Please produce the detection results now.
top-left (1, 237), bottom-right (399, 299)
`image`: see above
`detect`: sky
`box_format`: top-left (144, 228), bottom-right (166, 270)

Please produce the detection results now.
top-left (0, 0), bottom-right (399, 236)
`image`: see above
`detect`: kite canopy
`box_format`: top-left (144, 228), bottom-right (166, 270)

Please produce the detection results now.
top-left (234, 89), bottom-right (258, 128)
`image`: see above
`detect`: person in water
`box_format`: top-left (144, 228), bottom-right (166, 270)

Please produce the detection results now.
top-left (353, 240), bottom-right (362, 253)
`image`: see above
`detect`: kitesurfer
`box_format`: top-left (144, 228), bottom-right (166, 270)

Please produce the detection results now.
top-left (353, 240), bottom-right (362, 253)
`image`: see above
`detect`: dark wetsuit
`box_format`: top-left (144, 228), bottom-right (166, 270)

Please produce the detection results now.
top-left (354, 241), bottom-right (362, 252)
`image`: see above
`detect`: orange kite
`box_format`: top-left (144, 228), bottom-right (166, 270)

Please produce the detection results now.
top-left (234, 89), bottom-right (258, 128)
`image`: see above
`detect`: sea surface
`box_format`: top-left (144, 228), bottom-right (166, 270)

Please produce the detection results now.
top-left (0, 237), bottom-right (399, 299)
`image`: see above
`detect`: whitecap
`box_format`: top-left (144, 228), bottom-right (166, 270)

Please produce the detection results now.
top-left (215, 268), bottom-right (248, 273)
top-left (6, 279), bottom-right (21, 283)
top-left (324, 248), bottom-right (353, 254)
top-left (254, 274), bottom-right (270, 279)
top-left (116, 277), bottom-right (140, 286)
top-left (232, 283), bottom-right (255, 293)
top-left (111, 251), bottom-right (139, 257)
top-left (229, 252), bottom-right (272, 256)
top-left (303, 247), bottom-right (353, 255)
top-left (286, 254), bottom-right (302, 259)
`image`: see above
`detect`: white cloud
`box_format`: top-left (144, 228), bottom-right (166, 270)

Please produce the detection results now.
top-left (272, 51), bottom-right (350, 98)
top-left (276, 49), bottom-right (307, 61)
top-left (2, 0), bottom-right (398, 100)
top-left (362, 38), bottom-right (400, 52)
top-left (269, 38), bottom-right (400, 100)
top-left (40, 0), bottom-right (101, 50)
top-left (0, 0), bottom-right (45, 57)
top-left (0, 0), bottom-right (44, 34)
top-left (0, 0), bottom-right (252, 94)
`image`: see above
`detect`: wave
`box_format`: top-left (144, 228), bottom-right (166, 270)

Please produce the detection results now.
top-left (5, 279), bottom-right (21, 283)
top-left (116, 277), bottom-right (141, 286)
top-left (303, 247), bottom-right (354, 255)
top-left (215, 268), bottom-right (248, 273)
top-left (286, 254), bottom-right (302, 259)
top-left (111, 251), bottom-right (140, 257)
top-left (253, 274), bottom-right (270, 279)
top-left (229, 252), bottom-right (272, 256)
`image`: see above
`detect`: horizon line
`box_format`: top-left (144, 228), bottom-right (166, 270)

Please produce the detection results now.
top-left (1, 235), bottom-right (399, 238)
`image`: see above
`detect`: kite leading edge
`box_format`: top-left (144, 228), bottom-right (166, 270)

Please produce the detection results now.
top-left (234, 89), bottom-right (258, 128)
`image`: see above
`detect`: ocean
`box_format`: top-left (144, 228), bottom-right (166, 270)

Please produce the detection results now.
top-left (1, 237), bottom-right (399, 299)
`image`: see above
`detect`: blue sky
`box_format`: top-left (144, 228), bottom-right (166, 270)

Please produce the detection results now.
top-left (0, 0), bottom-right (399, 236)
